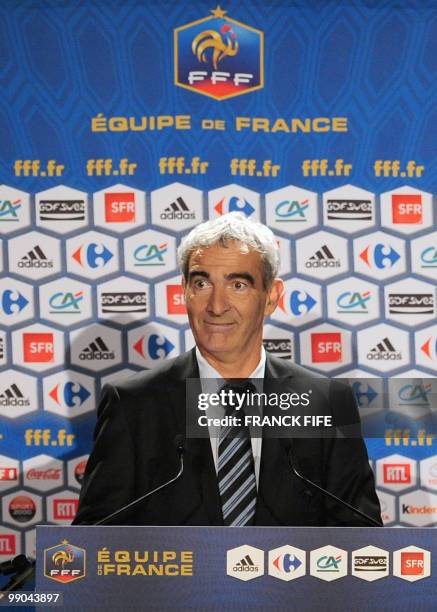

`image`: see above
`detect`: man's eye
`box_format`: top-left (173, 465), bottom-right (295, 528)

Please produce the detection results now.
top-left (232, 281), bottom-right (247, 290)
top-left (194, 279), bottom-right (209, 289)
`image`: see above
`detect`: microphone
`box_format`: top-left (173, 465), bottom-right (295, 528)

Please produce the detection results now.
top-left (280, 438), bottom-right (382, 527)
top-left (95, 434), bottom-right (185, 526)
top-left (0, 558), bottom-right (35, 594)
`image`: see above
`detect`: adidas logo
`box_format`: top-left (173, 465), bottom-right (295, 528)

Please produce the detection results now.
top-left (305, 245), bottom-right (340, 268)
top-left (79, 336), bottom-right (115, 361)
top-left (233, 555), bottom-right (259, 572)
top-left (160, 197), bottom-right (195, 220)
top-left (0, 384), bottom-right (30, 406)
top-left (18, 245), bottom-right (53, 269)
top-left (367, 337), bottom-right (402, 361)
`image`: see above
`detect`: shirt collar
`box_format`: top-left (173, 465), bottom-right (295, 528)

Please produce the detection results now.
top-left (196, 346), bottom-right (266, 391)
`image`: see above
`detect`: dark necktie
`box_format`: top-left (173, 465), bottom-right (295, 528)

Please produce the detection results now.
top-left (217, 383), bottom-right (257, 526)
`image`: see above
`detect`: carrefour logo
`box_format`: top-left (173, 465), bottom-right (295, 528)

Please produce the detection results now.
top-left (360, 244), bottom-right (400, 269)
top-left (72, 243), bottom-right (113, 269)
top-left (275, 199), bottom-right (309, 222)
top-left (278, 290), bottom-right (317, 317)
top-left (214, 196), bottom-right (255, 217)
top-left (174, 5), bottom-right (263, 100)
top-left (49, 382), bottom-right (91, 408)
top-left (134, 334), bottom-right (175, 360)
top-left (352, 381), bottom-right (378, 407)
top-left (1, 290), bottom-right (29, 315)
top-left (134, 243), bottom-right (168, 266)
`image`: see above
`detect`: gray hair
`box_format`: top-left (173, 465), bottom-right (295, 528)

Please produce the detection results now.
top-left (177, 212), bottom-right (280, 288)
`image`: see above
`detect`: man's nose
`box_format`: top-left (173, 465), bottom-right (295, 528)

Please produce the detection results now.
top-left (206, 286), bottom-right (230, 316)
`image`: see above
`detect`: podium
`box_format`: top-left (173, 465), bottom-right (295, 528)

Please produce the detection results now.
top-left (35, 526), bottom-right (435, 610)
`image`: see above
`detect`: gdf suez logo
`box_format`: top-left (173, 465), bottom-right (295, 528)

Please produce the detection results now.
top-left (174, 6), bottom-right (263, 100)
top-left (44, 541), bottom-right (86, 584)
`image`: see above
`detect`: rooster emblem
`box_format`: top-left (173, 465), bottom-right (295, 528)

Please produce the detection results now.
top-left (192, 24), bottom-right (239, 69)
top-left (52, 546), bottom-right (75, 568)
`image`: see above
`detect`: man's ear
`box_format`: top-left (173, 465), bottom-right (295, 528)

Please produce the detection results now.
top-left (264, 279), bottom-right (284, 316)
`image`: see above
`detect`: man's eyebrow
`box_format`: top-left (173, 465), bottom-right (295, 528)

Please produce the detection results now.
top-left (188, 270), bottom-right (210, 280)
top-left (226, 272), bottom-right (255, 285)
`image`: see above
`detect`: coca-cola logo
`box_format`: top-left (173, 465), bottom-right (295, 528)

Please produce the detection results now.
top-left (27, 468), bottom-right (61, 480)
top-left (9, 495), bottom-right (36, 523)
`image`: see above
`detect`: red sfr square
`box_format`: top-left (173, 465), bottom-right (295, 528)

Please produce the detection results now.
top-left (401, 552), bottom-right (424, 575)
top-left (392, 194), bottom-right (422, 224)
top-left (166, 285), bottom-right (186, 314)
top-left (23, 333), bottom-right (54, 362)
top-left (311, 333), bottom-right (342, 363)
top-left (105, 192), bottom-right (136, 222)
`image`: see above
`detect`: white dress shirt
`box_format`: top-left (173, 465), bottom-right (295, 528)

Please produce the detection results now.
top-left (196, 347), bottom-right (266, 488)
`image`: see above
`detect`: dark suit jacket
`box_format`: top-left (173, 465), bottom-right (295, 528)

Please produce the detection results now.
top-left (73, 349), bottom-right (382, 526)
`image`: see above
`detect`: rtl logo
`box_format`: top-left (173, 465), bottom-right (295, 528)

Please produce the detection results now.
top-left (401, 552), bottom-right (424, 576)
top-left (311, 333), bottom-right (342, 363)
top-left (392, 194), bottom-right (422, 224)
top-left (104, 192), bottom-right (136, 222)
top-left (0, 468), bottom-right (18, 481)
top-left (53, 499), bottom-right (78, 520)
top-left (0, 534), bottom-right (16, 555)
top-left (383, 464), bottom-right (411, 484)
top-left (166, 285), bottom-right (186, 315)
top-left (23, 333), bottom-right (54, 363)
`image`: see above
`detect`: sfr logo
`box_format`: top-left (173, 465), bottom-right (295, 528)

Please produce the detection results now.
top-left (311, 333), bottom-right (342, 363)
top-left (23, 333), bottom-right (54, 362)
top-left (392, 194), bottom-right (422, 224)
top-left (104, 192), bottom-right (136, 222)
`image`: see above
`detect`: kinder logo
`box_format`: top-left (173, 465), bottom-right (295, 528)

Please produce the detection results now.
top-left (134, 243), bottom-right (168, 266)
top-left (214, 196), bottom-right (255, 217)
top-left (278, 290), bottom-right (316, 317)
top-left (420, 336), bottom-right (437, 361)
top-left (53, 499), bottom-right (78, 521)
top-left (401, 504), bottom-right (437, 515)
top-left (327, 199), bottom-right (372, 220)
top-left (38, 199), bottom-right (85, 221)
top-left (104, 192), bottom-right (135, 222)
top-left (49, 382), bottom-right (91, 408)
top-left (44, 541), bottom-right (86, 584)
top-left (383, 464), bottom-right (411, 484)
top-left (401, 552), bottom-right (425, 575)
top-left (360, 243), bottom-right (400, 269)
top-left (311, 333), bottom-right (342, 363)
top-left (336, 291), bottom-right (370, 313)
top-left (0, 468), bottom-right (18, 481)
top-left (23, 333), bottom-right (54, 363)
top-left (275, 199), bottom-right (309, 222)
top-left (166, 285), bottom-right (186, 314)
top-left (134, 334), bottom-right (175, 360)
top-left (174, 6), bottom-right (263, 100)
top-left (72, 243), bottom-right (113, 269)
top-left (49, 291), bottom-right (83, 314)
top-left (1, 290), bottom-right (29, 315)
top-left (392, 194), bottom-right (422, 224)
top-left (0, 199), bottom-right (21, 222)
top-left (0, 534), bottom-right (16, 555)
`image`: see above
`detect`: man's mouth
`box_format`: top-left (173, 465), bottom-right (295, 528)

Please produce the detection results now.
top-left (203, 321), bottom-right (236, 331)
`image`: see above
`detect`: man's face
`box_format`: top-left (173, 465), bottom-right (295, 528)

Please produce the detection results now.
top-left (184, 241), bottom-right (282, 364)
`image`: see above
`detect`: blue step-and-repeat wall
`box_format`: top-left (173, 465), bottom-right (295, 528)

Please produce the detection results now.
top-left (0, 0), bottom-right (436, 558)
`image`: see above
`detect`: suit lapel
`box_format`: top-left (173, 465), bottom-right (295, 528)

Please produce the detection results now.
top-left (167, 349), bottom-right (223, 525)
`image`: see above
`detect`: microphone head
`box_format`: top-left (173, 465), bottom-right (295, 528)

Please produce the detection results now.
top-left (279, 437), bottom-right (292, 453)
top-left (174, 434), bottom-right (185, 456)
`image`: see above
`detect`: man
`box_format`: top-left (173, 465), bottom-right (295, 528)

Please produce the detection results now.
top-left (73, 213), bottom-right (381, 526)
